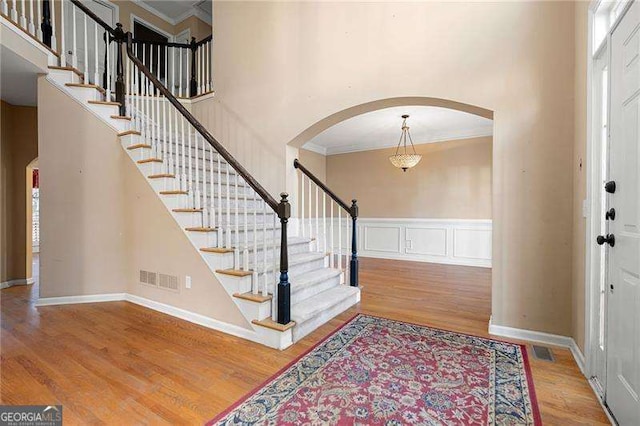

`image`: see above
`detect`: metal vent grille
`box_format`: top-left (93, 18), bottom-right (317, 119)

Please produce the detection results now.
top-left (531, 345), bottom-right (555, 362)
top-left (158, 273), bottom-right (179, 292)
top-left (140, 270), bottom-right (157, 286)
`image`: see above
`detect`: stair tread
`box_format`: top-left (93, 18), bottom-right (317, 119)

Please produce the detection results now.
top-left (251, 318), bottom-right (295, 332)
top-left (234, 292), bottom-right (272, 303)
top-left (200, 237), bottom-right (311, 252)
top-left (290, 268), bottom-right (342, 293)
top-left (65, 82), bottom-right (106, 94)
top-left (291, 286), bottom-right (359, 323)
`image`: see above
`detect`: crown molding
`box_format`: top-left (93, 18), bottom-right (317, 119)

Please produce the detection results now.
top-left (135, 1), bottom-right (212, 28)
top-left (313, 126), bottom-right (493, 156)
top-left (300, 142), bottom-right (328, 156)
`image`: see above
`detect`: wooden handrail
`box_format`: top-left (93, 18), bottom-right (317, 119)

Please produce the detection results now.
top-left (125, 33), bottom-right (279, 213)
top-left (293, 159), bottom-right (357, 218)
top-left (69, 0), bottom-right (115, 34)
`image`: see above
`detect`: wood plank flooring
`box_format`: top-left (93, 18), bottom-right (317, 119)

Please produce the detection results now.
top-left (1, 257), bottom-right (609, 424)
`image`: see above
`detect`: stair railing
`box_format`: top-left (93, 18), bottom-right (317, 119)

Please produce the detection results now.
top-left (125, 32), bottom-right (292, 325)
top-left (131, 34), bottom-right (213, 99)
top-left (1, 0), bottom-right (56, 50)
top-left (293, 159), bottom-right (359, 287)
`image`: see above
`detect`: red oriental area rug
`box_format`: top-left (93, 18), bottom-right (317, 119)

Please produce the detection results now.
top-left (208, 314), bottom-right (541, 425)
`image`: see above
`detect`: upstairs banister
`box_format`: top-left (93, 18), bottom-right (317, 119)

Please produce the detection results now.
top-left (126, 33), bottom-right (279, 213)
top-left (294, 158), bottom-right (359, 287)
top-left (68, 0), bottom-right (114, 34)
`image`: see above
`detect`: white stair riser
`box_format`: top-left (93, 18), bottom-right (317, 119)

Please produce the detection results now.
top-left (235, 298), bottom-right (271, 322)
top-left (291, 275), bottom-right (342, 305)
top-left (90, 104), bottom-right (123, 120)
top-left (258, 256), bottom-right (327, 284)
top-left (200, 241), bottom-right (312, 270)
top-left (186, 227), bottom-right (281, 248)
top-left (292, 290), bottom-right (360, 341)
top-left (64, 86), bottom-right (102, 103)
top-left (49, 69), bottom-right (82, 84)
top-left (215, 274), bottom-right (253, 295)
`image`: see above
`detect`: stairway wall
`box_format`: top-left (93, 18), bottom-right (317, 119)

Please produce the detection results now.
top-left (209, 1), bottom-right (577, 338)
top-left (37, 77), bottom-right (251, 330)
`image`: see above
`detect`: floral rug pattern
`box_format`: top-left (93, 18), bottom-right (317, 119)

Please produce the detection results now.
top-left (209, 314), bottom-right (541, 425)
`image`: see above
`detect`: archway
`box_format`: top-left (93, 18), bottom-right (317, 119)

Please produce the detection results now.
top-left (287, 97), bottom-right (494, 330)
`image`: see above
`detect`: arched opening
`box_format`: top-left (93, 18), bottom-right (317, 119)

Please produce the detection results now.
top-left (288, 97), bottom-right (494, 331)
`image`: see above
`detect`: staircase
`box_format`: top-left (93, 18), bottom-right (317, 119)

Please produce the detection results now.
top-left (39, 1), bottom-right (360, 350)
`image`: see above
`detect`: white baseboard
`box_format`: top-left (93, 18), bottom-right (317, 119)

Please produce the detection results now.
top-left (1, 277), bottom-right (35, 289)
top-left (34, 292), bottom-right (260, 345)
top-left (35, 293), bottom-right (126, 306)
top-left (123, 294), bottom-right (258, 343)
top-left (488, 316), bottom-right (586, 376)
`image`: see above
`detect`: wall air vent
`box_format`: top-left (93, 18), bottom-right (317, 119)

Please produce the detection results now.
top-left (140, 270), bottom-right (157, 286)
top-left (158, 273), bottom-right (179, 292)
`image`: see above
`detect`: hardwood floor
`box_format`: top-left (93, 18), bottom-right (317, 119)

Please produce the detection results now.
top-left (1, 257), bottom-right (609, 424)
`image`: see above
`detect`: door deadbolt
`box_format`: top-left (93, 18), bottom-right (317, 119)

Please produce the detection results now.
top-left (605, 208), bottom-right (616, 220)
top-left (596, 234), bottom-right (615, 247)
top-left (605, 181), bottom-right (616, 194)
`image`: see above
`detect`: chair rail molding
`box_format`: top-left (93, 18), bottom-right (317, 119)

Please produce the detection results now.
top-left (345, 218), bottom-right (492, 268)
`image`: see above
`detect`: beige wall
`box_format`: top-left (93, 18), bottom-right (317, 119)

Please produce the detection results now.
top-left (572, 1), bottom-right (589, 352)
top-left (298, 148), bottom-right (326, 182)
top-left (38, 78), bottom-right (249, 328)
top-left (325, 137), bottom-right (492, 219)
top-left (209, 1), bottom-right (577, 336)
top-left (0, 101), bottom-right (38, 283)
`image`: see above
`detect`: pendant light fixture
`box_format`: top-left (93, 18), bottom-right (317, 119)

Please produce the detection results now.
top-left (389, 114), bottom-right (422, 172)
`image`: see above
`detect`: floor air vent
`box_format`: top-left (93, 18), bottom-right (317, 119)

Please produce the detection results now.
top-left (531, 345), bottom-right (555, 362)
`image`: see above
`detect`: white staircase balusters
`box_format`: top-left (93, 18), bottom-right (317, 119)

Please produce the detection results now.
top-left (216, 153), bottom-right (222, 246)
top-left (194, 131), bottom-right (200, 209)
top-left (1, 0), bottom-right (8, 19)
top-left (49, 0), bottom-right (55, 50)
top-left (208, 145), bottom-right (215, 229)
top-left (187, 126), bottom-right (193, 205)
top-left (252, 192), bottom-right (258, 294)
top-left (206, 40), bottom-right (211, 92)
top-left (271, 213), bottom-right (277, 321)
top-left (178, 47), bottom-right (183, 98)
top-left (180, 115), bottom-right (187, 192)
top-left (243, 176), bottom-right (249, 271)
top-left (225, 162), bottom-right (231, 248)
top-left (308, 176), bottom-right (312, 239)
top-left (330, 202), bottom-right (335, 268)
top-left (58, 0), bottom-right (64, 65)
top-left (93, 22), bottom-right (99, 85)
top-left (82, 13), bottom-right (88, 82)
top-left (323, 192), bottom-right (327, 259)
top-left (28, 0), bottom-right (34, 35)
top-left (234, 172), bottom-right (240, 269)
top-left (315, 183), bottom-right (319, 251)
top-left (105, 30), bottom-right (111, 99)
top-left (164, 45), bottom-right (168, 87)
top-left (338, 206), bottom-right (342, 282)
top-left (35, 0), bottom-right (41, 39)
top-left (71, 3), bottom-right (77, 68)
top-left (261, 199), bottom-right (268, 296)
top-left (300, 174), bottom-right (305, 237)
top-left (19, 0), bottom-right (26, 29)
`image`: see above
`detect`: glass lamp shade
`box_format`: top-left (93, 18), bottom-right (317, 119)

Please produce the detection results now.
top-left (389, 153), bottom-right (422, 172)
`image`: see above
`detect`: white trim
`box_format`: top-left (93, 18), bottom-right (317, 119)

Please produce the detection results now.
top-left (133, 1), bottom-right (212, 27)
top-left (35, 293), bottom-right (126, 306)
top-left (123, 294), bottom-right (257, 342)
top-left (1, 277), bottom-right (35, 289)
top-left (571, 339), bottom-right (587, 377)
top-left (33, 292), bottom-right (260, 343)
top-left (301, 142), bottom-right (328, 156)
top-left (306, 126), bottom-right (493, 156)
top-left (131, 2), bottom-right (176, 27)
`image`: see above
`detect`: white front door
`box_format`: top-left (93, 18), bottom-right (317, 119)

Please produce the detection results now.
top-left (606, 1), bottom-right (640, 424)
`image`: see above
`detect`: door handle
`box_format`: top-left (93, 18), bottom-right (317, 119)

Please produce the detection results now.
top-left (596, 234), bottom-right (615, 247)
top-left (605, 181), bottom-right (616, 193)
top-left (605, 208), bottom-right (616, 220)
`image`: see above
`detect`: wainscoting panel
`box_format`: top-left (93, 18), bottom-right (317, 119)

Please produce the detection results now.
top-left (356, 219), bottom-right (492, 268)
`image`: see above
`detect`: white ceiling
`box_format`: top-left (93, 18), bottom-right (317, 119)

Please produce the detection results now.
top-left (138, 0), bottom-right (212, 25)
top-left (304, 106), bottom-right (493, 155)
top-left (0, 45), bottom-right (40, 106)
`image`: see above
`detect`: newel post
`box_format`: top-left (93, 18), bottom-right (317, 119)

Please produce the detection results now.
top-left (277, 193), bottom-right (291, 324)
top-left (350, 200), bottom-right (359, 287)
top-left (113, 23), bottom-right (126, 116)
top-left (41, 0), bottom-right (52, 48)
top-left (189, 37), bottom-right (197, 97)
